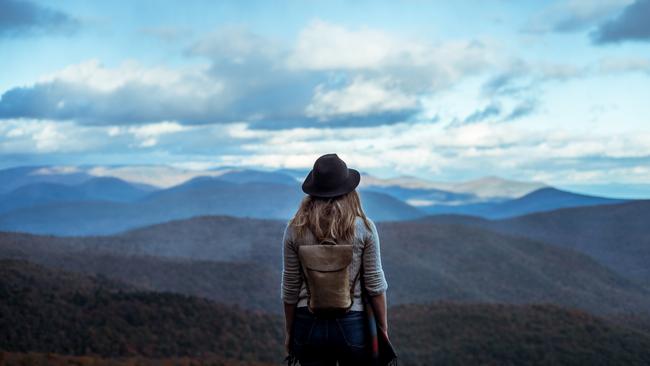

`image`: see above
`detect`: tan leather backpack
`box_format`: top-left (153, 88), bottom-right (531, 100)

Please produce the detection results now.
top-left (298, 238), bottom-right (362, 317)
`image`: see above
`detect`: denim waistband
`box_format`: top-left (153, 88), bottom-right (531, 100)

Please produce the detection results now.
top-left (296, 306), bottom-right (364, 320)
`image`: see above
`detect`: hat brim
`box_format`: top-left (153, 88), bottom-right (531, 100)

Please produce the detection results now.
top-left (301, 168), bottom-right (360, 198)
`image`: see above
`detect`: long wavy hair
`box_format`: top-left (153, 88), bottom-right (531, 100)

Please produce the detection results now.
top-left (289, 189), bottom-right (372, 244)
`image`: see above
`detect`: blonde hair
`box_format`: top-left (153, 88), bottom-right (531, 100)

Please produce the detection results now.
top-left (289, 190), bottom-right (372, 244)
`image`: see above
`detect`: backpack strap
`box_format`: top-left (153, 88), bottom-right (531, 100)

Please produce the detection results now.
top-left (345, 236), bottom-right (367, 311)
top-left (297, 242), bottom-right (311, 309)
top-left (345, 255), bottom-right (363, 311)
top-left (340, 236), bottom-right (364, 312)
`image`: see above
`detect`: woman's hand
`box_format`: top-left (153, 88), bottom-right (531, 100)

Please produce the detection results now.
top-left (370, 292), bottom-right (389, 339)
top-left (378, 323), bottom-right (389, 340)
top-left (284, 332), bottom-right (291, 356)
top-left (283, 302), bottom-right (297, 356)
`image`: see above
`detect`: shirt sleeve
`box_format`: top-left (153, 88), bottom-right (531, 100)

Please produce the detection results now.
top-left (281, 221), bottom-right (302, 304)
top-left (362, 218), bottom-right (389, 296)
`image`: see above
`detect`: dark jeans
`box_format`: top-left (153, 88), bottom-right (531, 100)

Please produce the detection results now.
top-left (291, 306), bottom-right (370, 366)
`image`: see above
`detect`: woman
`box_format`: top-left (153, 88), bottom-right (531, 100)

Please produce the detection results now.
top-left (281, 153), bottom-right (389, 366)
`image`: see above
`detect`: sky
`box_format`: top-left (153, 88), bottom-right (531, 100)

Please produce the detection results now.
top-left (1, 0), bottom-right (650, 197)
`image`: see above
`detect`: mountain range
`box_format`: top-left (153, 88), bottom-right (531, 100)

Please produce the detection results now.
top-left (418, 199), bottom-right (650, 288)
top-left (0, 165), bottom-right (633, 235)
top-left (3, 164), bottom-right (650, 365)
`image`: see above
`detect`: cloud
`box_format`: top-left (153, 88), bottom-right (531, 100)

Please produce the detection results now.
top-left (0, 118), bottom-right (261, 156)
top-left (0, 21), bottom-right (505, 130)
top-left (591, 0), bottom-right (650, 44)
top-left (305, 76), bottom-right (419, 120)
top-left (482, 59), bottom-right (586, 97)
top-left (211, 119), bottom-right (650, 185)
top-left (0, 26), bottom-right (310, 127)
top-left (190, 24), bottom-right (286, 65)
top-left (242, 111), bottom-right (418, 131)
top-left (5, 115), bottom-right (650, 186)
top-left (598, 56), bottom-right (650, 73)
top-left (503, 99), bottom-right (537, 121)
top-left (523, 0), bottom-right (633, 34)
top-left (190, 26), bottom-right (320, 126)
top-left (288, 20), bottom-right (498, 91)
top-left (0, 0), bottom-right (79, 38)
top-left (197, 21), bottom-right (498, 127)
top-left (288, 19), bottom-right (426, 70)
top-left (476, 59), bottom-right (588, 124)
top-left (284, 20), bottom-right (500, 125)
top-left (452, 99), bottom-right (535, 127)
top-left (108, 121), bottom-right (188, 147)
top-left (8, 20), bottom-right (609, 134)
top-left (0, 55), bottom-right (317, 127)
top-left (482, 72), bottom-right (528, 97)
top-left (0, 119), bottom-right (108, 153)
top-left (0, 59), bottom-right (231, 125)
top-left (462, 103), bottom-right (502, 124)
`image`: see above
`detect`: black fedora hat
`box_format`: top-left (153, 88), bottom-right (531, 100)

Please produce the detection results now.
top-left (302, 153), bottom-right (360, 198)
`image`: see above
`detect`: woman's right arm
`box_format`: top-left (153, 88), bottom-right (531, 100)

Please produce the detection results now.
top-left (370, 292), bottom-right (388, 335)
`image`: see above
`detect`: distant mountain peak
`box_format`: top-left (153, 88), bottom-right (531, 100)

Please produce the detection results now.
top-left (359, 172), bottom-right (548, 199)
top-left (28, 165), bottom-right (83, 176)
top-left (471, 175), bottom-right (509, 183)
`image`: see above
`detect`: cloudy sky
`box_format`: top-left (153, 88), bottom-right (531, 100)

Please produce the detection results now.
top-left (1, 0), bottom-right (649, 196)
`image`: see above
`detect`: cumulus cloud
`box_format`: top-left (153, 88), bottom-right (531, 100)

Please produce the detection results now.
top-left (288, 20), bottom-right (499, 92)
top-left (591, 0), bottom-right (650, 44)
top-left (305, 76), bottom-right (419, 120)
top-left (0, 27), bottom-right (314, 128)
top-left (0, 0), bottom-right (79, 38)
top-left (0, 59), bottom-right (231, 125)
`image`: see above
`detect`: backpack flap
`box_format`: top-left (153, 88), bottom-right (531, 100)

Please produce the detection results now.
top-left (298, 244), bottom-right (354, 312)
top-left (299, 244), bottom-right (353, 272)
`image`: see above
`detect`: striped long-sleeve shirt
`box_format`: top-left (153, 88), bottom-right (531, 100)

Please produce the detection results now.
top-left (281, 216), bottom-right (388, 311)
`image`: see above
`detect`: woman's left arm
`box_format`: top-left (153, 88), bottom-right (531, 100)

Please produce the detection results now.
top-left (281, 222), bottom-right (301, 354)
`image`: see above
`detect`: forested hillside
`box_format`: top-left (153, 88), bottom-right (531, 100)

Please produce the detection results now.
top-left (3, 259), bottom-right (650, 365)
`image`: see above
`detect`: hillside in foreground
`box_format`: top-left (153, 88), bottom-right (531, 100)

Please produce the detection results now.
top-left (2, 259), bottom-right (650, 366)
top-left (0, 259), bottom-right (284, 364)
top-left (390, 302), bottom-right (650, 366)
top-left (0, 352), bottom-right (275, 366)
